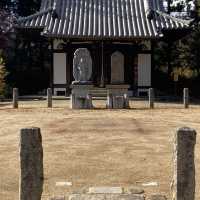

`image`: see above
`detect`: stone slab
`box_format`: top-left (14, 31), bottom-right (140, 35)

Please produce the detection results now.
top-left (56, 181), bottom-right (72, 186)
top-left (148, 194), bottom-right (167, 200)
top-left (88, 187), bottom-right (123, 194)
top-left (69, 194), bottom-right (144, 200)
top-left (50, 197), bottom-right (65, 200)
top-left (125, 187), bottom-right (144, 194)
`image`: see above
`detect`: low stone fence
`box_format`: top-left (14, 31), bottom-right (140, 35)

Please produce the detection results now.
top-left (19, 127), bottom-right (197, 200)
top-left (11, 88), bottom-right (191, 109)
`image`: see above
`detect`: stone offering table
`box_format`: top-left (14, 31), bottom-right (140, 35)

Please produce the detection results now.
top-left (106, 84), bottom-right (130, 109)
top-left (71, 82), bottom-right (93, 109)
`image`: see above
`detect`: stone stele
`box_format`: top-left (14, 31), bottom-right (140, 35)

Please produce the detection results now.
top-left (19, 127), bottom-right (43, 200)
top-left (111, 51), bottom-right (124, 84)
top-left (73, 48), bottom-right (92, 82)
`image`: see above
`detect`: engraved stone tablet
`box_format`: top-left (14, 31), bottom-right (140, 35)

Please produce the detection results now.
top-left (111, 51), bottom-right (124, 84)
top-left (73, 48), bottom-right (92, 82)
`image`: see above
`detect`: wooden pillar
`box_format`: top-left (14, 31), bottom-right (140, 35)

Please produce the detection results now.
top-left (100, 41), bottom-right (105, 87)
top-left (66, 41), bottom-right (71, 95)
top-left (151, 41), bottom-right (155, 88)
top-left (50, 40), bottom-right (54, 90)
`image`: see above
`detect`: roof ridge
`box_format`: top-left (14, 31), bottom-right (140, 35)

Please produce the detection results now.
top-left (18, 7), bottom-right (53, 22)
top-left (155, 10), bottom-right (192, 26)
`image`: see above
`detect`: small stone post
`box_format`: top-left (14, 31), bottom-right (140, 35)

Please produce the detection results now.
top-left (13, 88), bottom-right (18, 108)
top-left (86, 94), bottom-right (93, 109)
top-left (149, 88), bottom-right (154, 109)
top-left (183, 88), bottom-right (189, 108)
top-left (19, 127), bottom-right (44, 200)
top-left (107, 93), bottom-right (113, 109)
top-left (171, 127), bottom-right (196, 200)
top-left (47, 88), bottom-right (52, 108)
top-left (124, 93), bottom-right (129, 108)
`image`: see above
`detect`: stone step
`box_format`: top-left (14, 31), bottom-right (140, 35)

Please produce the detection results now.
top-left (89, 88), bottom-right (107, 97)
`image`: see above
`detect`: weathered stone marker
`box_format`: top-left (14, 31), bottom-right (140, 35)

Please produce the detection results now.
top-left (19, 127), bottom-right (44, 200)
top-left (183, 88), bottom-right (189, 108)
top-left (149, 88), bottom-right (154, 109)
top-left (13, 88), bottom-right (18, 108)
top-left (47, 88), bottom-right (52, 108)
top-left (124, 93), bottom-right (130, 108)
top-left (111, 51), bottom-right (124, 84)
top-left (171, 127), bottom-right (196, 200)
top-left (107, 93), bottom-right (113, 109)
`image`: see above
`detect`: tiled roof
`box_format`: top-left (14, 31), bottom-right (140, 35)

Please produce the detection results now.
top-left (18, 0), bottom-right (190, 39)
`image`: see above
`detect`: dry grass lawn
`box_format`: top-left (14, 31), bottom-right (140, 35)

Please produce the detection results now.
top-left (0, 100), bottom-right (200, 200)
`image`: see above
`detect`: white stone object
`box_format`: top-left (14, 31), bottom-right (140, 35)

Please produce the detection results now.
top-left (142, 182), bottom-right (158, 187)
top-left (56, 182), bottom-right (72, 186)
top-left (88, 187), bottom-right (123, 194)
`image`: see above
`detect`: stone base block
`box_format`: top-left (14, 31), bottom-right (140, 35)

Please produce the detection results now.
top-left (113, 96), bottom-right (125, 109)
top-left (71, 84), bottom-right (93, 109)
top-left (106, 85), bottom-right (130, 109)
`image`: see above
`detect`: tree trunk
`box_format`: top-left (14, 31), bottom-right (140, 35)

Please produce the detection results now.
top-left (196, 0), bottom-right (200, 18)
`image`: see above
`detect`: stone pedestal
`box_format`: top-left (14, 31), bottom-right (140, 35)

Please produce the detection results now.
top-left (71, 83), bottom-right (94, 109)
top-left (106, 85), bottom-right (130, 109)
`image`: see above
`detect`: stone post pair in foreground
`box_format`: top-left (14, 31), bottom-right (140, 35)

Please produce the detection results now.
top-left (19, 126), bottom-right (196, 200)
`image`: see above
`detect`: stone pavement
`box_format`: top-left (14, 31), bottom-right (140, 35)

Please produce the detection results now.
top-left (49, 187), bottom-right (166, 200)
